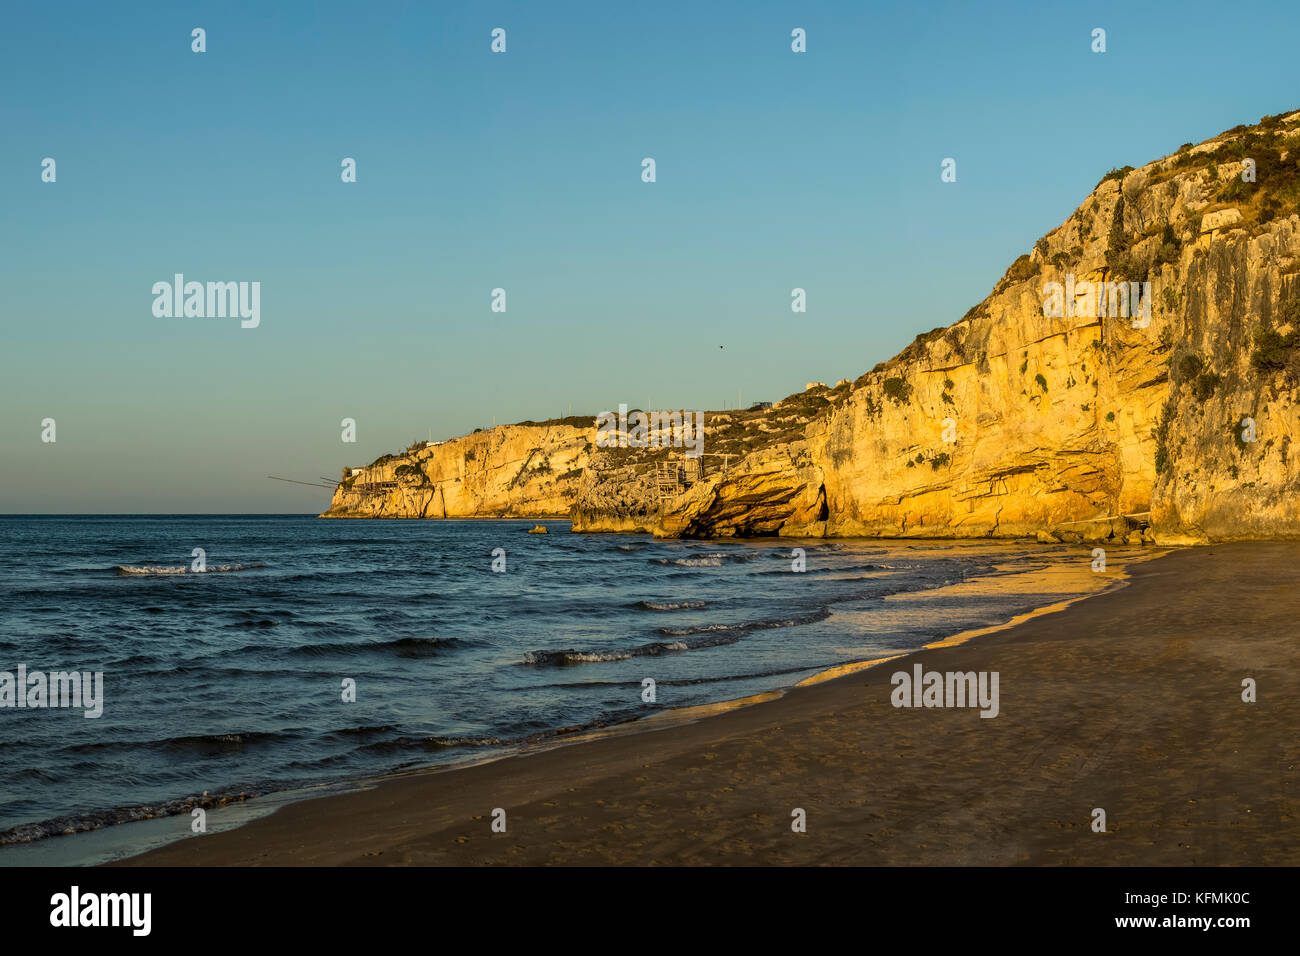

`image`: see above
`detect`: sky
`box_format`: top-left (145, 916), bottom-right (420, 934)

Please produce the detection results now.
top-left (2, 0), bottom-right (1298, 512)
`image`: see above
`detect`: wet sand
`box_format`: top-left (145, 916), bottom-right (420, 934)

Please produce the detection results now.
top-left (118, 543), bottom-right (1300, 866)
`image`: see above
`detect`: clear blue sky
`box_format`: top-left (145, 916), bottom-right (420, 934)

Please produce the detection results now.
top-left (3, 0), bottom-right (1296, 512)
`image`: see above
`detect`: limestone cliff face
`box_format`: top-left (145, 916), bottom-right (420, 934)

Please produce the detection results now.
top-left (597, 110), bottom-right (1300, 544)
top-left (332, 111), bottom-right (1300, 543)
top-left (322, 422), bottom-right (594, 519)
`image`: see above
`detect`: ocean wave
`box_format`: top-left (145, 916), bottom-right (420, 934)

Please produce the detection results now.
top-left (536, 661), bottom-right (836, 689)
top-left (656, 607), bottom-right (831, 638)
top-left (322, 724), bottom-right (400, 738)
top-left (522, 640), bottom-right (690, 665)
top-left (0, 784), bottom-right (280, 846)
top-left (262, 635), bottom-right (465, 659)
top-left (385, 636), bottom-right (463, 657)
top-left (632, 599), bottom-right (708, 611)
top-left (517, 612), bottom-right (799, 665)
top-left (158, 730), bottom-right (288, 752)
top-left (113, 562), bottom-right (266, 576)
top-left (517, 621), bottom-right (764, 665)
top-left (45, 728), bottom-right (295, 761)
top-left (649, 552), bottom-right (757, 567)
top-left (351, 709), bottom-right (642, 755)
top-left (353, 733), bottom-right (506, 755)
top-left (654, 622), bottom-right (737, 636)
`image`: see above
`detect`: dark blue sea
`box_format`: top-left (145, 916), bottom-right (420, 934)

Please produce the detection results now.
top-left (0, 515), bottom-right (1103, 864)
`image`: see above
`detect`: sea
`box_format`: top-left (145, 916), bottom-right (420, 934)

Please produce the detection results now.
top-left (0, 514), bottom-right (1107, 864)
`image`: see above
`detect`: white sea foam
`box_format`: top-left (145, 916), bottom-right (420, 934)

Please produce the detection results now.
top-left (114, 562), bottom-right (264, 576)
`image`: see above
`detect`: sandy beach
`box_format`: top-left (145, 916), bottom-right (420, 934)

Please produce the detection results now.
top-left (117, 542), bottom-right (1299, 866)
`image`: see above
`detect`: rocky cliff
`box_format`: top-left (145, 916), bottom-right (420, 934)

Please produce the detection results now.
top-left (327, 110), bottom-right (1300, 544)
top-left (322, 421), bottom-right (594, 519)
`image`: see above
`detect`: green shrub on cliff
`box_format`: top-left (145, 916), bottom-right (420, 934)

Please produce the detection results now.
top-left (882, 377), bottom-right (912, 404)
top-left (1217, 176), bottom-right (1251, 204)
top-left (1194, 371), bottom-right (1222, 402)
top-left (1154, 404), bottom-right (1175, 475)
top-left (1280, 277), bottom-right (1300, 327)
top-left (1174, 351), bottom-right (1223, 401)
top-left (1095, 165), bottom-right (1134, 190)
top-left (1152, 222), bottom-right (1182, 268)
top-left (1177, 353), bottom-right (1204, 382)
top-left (1251, 279), bottom-right (1300, 379)
top-left (1005, 254), bottom-right (1039, 283)
top-left (1105, 195), bottom-right (1130, 270)
top-left (1251, 322), bottom-right (1298, 373)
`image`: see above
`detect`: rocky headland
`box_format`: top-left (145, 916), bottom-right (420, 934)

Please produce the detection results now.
top-left (324, 110), bottom-right (1300, 545)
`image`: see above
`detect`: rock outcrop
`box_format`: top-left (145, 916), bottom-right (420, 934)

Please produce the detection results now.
top-left (326, 110), bottom-right (1300, 544)
top-left (322, 421), bottom-right (594, 519)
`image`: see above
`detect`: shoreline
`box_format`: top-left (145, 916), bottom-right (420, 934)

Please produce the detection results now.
top-left (109, 542), bottom-right (1300, 867)
top-left (61, 544), bottom-right (1122, 864)
top-left (2, 536), bottom-right (1127, 865)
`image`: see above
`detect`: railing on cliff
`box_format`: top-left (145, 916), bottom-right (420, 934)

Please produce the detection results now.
top-left (350, 480), bottom-right (397, 493)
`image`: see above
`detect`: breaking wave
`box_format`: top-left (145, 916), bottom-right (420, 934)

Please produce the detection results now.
top-left (656, 607), bottom-right (831, 637)
top-left (113, 562), bottom-right (266, 576)
top-left (633, 599), bottom-right (708, 611)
